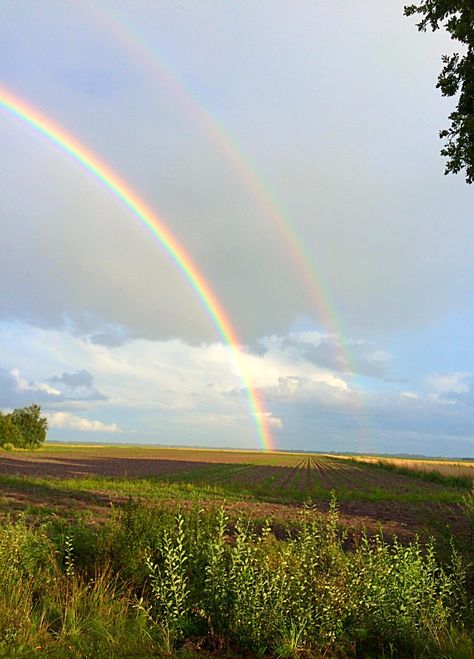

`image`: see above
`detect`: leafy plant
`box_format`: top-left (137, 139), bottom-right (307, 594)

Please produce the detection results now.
top-left (0, 499), bottom-right (470, 656)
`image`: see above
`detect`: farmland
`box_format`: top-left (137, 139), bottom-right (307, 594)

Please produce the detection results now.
top-left (340, 454), bottom-right (474, 482)
top-left (0, 445), bottom-right (471, 538)
top-left (0, 444), bottom-right (472, 657)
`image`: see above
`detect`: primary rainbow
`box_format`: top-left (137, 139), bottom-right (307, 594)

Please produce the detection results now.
top-left (0, 87), bottom-right (275, 451)
top-left (83, 6), bottom-right (372, 451)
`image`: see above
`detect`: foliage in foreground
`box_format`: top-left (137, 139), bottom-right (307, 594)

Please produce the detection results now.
top-left (0, 499), bottom-right (471, 657)
top-left (404, 1), bottom-right (474, 184)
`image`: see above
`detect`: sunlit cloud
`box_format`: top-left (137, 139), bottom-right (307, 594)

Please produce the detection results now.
top-left (47, 411), bottom-right (120, 433)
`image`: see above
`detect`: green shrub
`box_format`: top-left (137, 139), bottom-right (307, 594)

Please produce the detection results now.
top-left (0, 414), bottom-right (22, 448)
top-left (10, 404), bottom-right (48, 448)
top-left (0, 500), bottom-right (470, 657)
top-left (136, 500), bottom-right (471, 656)
top-left (0, 405), bottom-right (48, 449)
top-left (463, 483), bottom-right (474, 548)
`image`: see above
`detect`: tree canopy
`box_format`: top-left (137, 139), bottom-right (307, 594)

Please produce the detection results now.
top-left (0, 414), bottom-right (23, 448)
top-left (404, 1), bottom-right (474, 184)
top-left (0, 404), bottom-right (48, 449)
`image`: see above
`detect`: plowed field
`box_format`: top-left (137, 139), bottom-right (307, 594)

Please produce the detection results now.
top-left (0, 445), bottom-right (471, 543)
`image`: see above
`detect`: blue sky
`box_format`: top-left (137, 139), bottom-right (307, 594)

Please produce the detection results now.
top-left (1, 1), bottom-right (473, 456)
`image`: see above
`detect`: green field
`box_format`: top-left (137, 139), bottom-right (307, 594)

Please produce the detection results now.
top-left (0, 444), bottom-right (472, 657)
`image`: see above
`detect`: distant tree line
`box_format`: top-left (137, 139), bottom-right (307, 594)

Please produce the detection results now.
top-left (0, 404), bottom-right (48, 449)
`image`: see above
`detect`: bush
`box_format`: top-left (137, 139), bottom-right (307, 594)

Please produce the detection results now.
top-left (0, 414), bottom-right (23, 448)
top-left (0, 501), bottom-right (470, 657)
top-left (134, 501), bottom-right (472, 657)
top-left (7, 405), bottom-right (48, 448)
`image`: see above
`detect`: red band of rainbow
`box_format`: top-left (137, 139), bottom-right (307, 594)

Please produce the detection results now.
top-left (0, 87), bottom-right (275, 451)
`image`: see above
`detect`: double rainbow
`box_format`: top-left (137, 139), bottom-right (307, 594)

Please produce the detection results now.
top-left (89, 4), bottom-right (356, 374)
top-left (0, 87), bottom-right (275, 451)
top-left (84, 6), bottom-right (371, 450)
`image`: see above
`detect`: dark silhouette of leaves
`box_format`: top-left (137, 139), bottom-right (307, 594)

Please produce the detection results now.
top-left (405, 1), bottom-right (474, 183)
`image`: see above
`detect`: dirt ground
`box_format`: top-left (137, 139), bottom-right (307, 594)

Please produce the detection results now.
top-left (0, 447), bottom-right (468, 543)
top-left (0, 452), bottom-right (213, 479)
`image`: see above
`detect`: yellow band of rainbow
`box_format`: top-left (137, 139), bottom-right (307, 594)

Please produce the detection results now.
top-left (0, 87), bottom-right (274, 451)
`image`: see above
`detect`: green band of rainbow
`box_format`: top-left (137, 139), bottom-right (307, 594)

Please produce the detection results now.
top-left (0, 87), bottom-right (274, 451)
top-left (89, 6), bottom-right (356, 373)
top-left (88, 8), bottom-right (371, 450)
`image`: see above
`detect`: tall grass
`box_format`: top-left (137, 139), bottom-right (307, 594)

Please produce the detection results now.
top-left (0, 500), bottom-right (471, 657)
top-left (345, 456), bottom-right (474, 488)
top-left (0, 516), bottom-right (157, 656)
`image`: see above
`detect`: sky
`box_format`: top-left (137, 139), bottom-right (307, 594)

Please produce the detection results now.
top-left (1, 1), bottom-right (473, 456)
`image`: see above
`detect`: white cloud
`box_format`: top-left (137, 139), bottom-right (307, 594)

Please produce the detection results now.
top-left (47, 411), bottom-right (120, 433)
top-left (261, 332), bottom-right (393, 379)
top-left (425, 372), bottom-right (471, 395)
top-left (10, 368), bottom-right (61, 396)
top-left (2, 322), bottom-right (474, 456)
top-left (0, 367), bottom-right (63, 408)
top-left (259, 412), bottom-right (283, 429)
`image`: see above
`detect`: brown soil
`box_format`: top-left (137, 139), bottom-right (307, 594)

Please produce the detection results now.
top-left (0, 478), bottom-right (437, 543)
top-left (0, 453), bottom-right (214, 479)
top-left (0, 449), bottom-right (467, 543)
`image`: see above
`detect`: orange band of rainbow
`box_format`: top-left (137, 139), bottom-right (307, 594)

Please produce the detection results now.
top-left (0, 87), bottom-right (274, 450)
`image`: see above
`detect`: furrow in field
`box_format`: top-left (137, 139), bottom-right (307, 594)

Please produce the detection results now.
top-left (332, 461), bottom-right (454, 493)
top-left (198, 464), bottom-right (256, 486)
top-left (226, 465), bottom-right (279, 488)
top-left (296, 456), bottom-right (315, 493)
top-left (0, 454), bottom-right (217, 480)
top-left (309, 459), bottom-right (342, 490)
top-left (277, 459), bottom-right (306, 489)
top-left (320, 461), bottom-right (367, 490)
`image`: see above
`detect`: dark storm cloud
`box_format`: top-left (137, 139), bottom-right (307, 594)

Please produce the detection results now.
top-left (279, 334), bottom-right (392, 379)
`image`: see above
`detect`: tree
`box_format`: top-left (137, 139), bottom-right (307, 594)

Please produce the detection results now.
top-left (404, 1), bottom-right (474, 184)
top-left (10, 404), bottom-right (48, 448)
top-left (0, 413), bottom-right (23, 448)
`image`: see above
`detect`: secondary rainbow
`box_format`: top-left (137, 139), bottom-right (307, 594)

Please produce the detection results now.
top-left (83, 5), bottom-right (372, 451)
top-left (88, 5), bottom-right (356, 375)
top-left (0, 87), bottom-right (275, 451)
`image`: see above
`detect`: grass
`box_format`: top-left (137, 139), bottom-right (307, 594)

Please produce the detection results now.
top-left (341, 455), bottom-right (474, 487)
top-left (0, 498), bottom-right (471, 657)
top-left (0, 465), bottom-right (467, 510)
